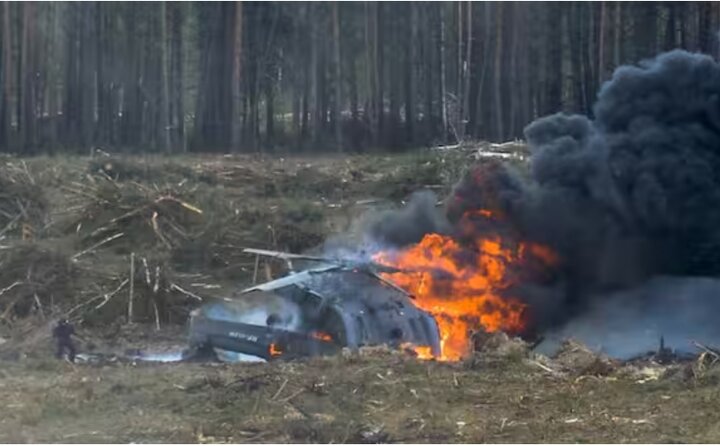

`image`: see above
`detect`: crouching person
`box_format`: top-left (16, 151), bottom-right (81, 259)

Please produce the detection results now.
top-left (52, 319), bottom-right (77, 362)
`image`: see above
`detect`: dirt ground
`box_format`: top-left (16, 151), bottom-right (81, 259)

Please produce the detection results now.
top-left (2, 345), bottom-right (720, 443)
top-left (2, 149), bottom-right (720, 443)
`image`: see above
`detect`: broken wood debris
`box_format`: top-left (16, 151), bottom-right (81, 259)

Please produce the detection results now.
top-left (169, 283), bottom-right (203, 301)
top-left (72, 232), bottom-right (124, 261)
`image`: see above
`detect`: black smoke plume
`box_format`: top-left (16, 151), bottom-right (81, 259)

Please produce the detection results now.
top-left (370, 50), bottom-right (720, 333)
top-left (367, 191), bottom-right (450, 247)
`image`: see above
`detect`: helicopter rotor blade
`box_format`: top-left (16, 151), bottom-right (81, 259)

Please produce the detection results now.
top-left (243, 248), bottom-right (335, 263)
top-left (243, 248), bottom-right (416, 274)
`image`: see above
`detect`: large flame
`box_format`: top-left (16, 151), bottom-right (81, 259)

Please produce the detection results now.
top-left (373, 210), bottom-right (556, 361)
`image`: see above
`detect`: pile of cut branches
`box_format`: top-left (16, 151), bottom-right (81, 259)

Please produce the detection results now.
top-left (0, 162), bottom-right (48, 239)
top-left (195, 160), bottom-right (263, 189)
top-left (88, 156), bottom-right (216, 185)
top-left (69, 177), bottom-right (210, 255)
top-left (0, 242), bottom-right (77, 322)
top-left (68, 253), bottom-right (205, 327)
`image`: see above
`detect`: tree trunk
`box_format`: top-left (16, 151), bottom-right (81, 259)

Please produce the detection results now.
top-left (472, 1), bottom-right (493, 138)
top-left (265, 74), bottom-right (274, 147)
top-left (493, 2), bottom-right (504, 141)
top-left (300, 3), bottom-right (310, 143)
top-left (439, 3), bottom-right (448, 141)
top-left (404, 2), bottom-right (416, 145)
top-left (388, 8), bottom-right (400, 146)
top-left (613, 2), bottom-right (622, 66)
top-left (95, 4), bottom-right (109, 147)
top-left (456, 1), bottom-right (463, 137)
top-left (376, 2), bottom-right (385, 142)
top-left (170, 2), bottom-right (186, 152)
top-left (698, 2), bottom-right (712, 54)
top-left (544, 4), bottom-right (562, 117)
top-left (422, 4), bottom-right (434, 134)
top-left (581, 4), bottom-right (595, 115)
top-left (292, 81), bottom-right (301, 140)
top-left (332, 1), bottom-right (342, 151)
top-left (310, 3), bottom-right (321, 144)
top-left (461, 1), bottom-right (472, 139)
top-left (598, 1), bottom-right (606, 82)
top-left (230, 1), bottom-right (243, 149)
top-left (159, 1), bottom-right (171, 152)
top-left (79, 3), bottom-right (96, 149)
top-left (0, 2), bottom-right (12, 149)
top-left (19, 2), bottom-right (37, 152)
top-left (508, 2), bottom-right (519, 136)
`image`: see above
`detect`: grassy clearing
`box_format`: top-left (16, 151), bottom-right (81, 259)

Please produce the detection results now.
top-left (0, 149), bottom-right (718, 443)
top-left (1, 350), bottom-right (720, 443)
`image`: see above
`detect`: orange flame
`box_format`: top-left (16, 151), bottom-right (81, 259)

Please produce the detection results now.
top-left (400, 343), bottom-right (435, 360)
top-left (310, 331), bottom-right (333, 342)
top-left (374, 209), bottom-right (556, 361)
top-left (269, 343), bottom-right (283, 357)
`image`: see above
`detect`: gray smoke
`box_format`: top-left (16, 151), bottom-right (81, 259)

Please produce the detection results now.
top-left (536, 276), bottom-right (720, 359)
top-left (369, 50), bottom-right (720, 337)
top-left (367, 191), bottom-right (451, 247)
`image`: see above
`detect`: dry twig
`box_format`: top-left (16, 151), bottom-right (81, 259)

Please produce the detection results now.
top-left (72, 232), bottom-right (124, 261)
top-left (271, 378), bottom-right (289, 401)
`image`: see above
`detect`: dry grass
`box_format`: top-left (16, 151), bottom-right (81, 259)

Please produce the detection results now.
top-left (0, 151), bottom-right (472, 325)
top-left (0, 349), bottom-right (718, 443)
top-left (0, 150), bottom-right (718, 443)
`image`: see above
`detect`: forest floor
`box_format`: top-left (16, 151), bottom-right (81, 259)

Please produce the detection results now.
top-left (2, 147), bottom-right (720, 443)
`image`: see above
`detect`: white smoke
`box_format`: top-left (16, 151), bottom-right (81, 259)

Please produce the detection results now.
top-left (537, 276), bottom-right (720, 359)
top-left (204, 294), bottom-right (302, 331)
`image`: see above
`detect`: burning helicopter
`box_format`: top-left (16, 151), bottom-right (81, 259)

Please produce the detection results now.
top-left (187, 248), bottom-right (442, 361)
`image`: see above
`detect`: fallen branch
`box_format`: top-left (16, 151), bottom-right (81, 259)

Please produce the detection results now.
top-left (94, 278), bottom-right (129, 310)
top-left (0, 281), bottom-right (23, 322)
top-left (0, 213), bottom-right (22, 238)
top-left (271, 378), bottom-right (289, 401)
top-left (142, 257), bottom-right (151, 286)
top-left (66, 296), bottom-right (103, 318)
top-left (72, 232), bottom-right (124, 261)
top-left (33, 293), bottom-right (45, 319)
top-left (692, 340), bottom-right (720, 358)
top-left (151, 211), bottom-right (172, 249)
top-left (153, 265), bottom-right (161, 294)
top-left (65, 279), bottom-right (130, 318)
top-left (169, 283), bottom-right (203, 301)
top-left (189, 283), bottom-right (221, 289)
top-left (20, 160), bottom-right (35, 185)
top-left (278, 388), bottom-right (305, 403)
top-left (0, 294), bottom-right (24, 322)
top-left (526, 359), bottom-right (562, 376)
top-left (692, 341), bottom-right (720, 372)
top-left (252, 254), bottom-right (260, 284)
top-left (152, 299), bottom-right (161, 331)
top-left (155, 195), bottom-right (203, 215)
top-left (433, 144), bottom-right (461, 152)
top-left (286, 400), bottom-right (313, 420)
top-left (128, 253), bottom-right (135, 323)
top-left (0, 281), bottom-right (22, 298)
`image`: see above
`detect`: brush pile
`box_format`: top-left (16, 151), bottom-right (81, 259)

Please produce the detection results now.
top-left (88, 156), bottom-right (216, 185)
top-left (0, 162), bottom-right (48, 239)
top-left (0, 152), bottom-right (461, 330)
top-left (0, 243), bottom-right (77, 322)
top-left (69, 177), bottom-right (210, 253)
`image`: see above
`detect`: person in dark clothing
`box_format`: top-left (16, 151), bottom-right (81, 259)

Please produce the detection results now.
top-left (52, 319), bottom-right (77, 362)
